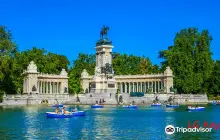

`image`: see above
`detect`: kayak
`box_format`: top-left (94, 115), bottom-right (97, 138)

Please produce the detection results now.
top-left (46, 112), bottom-right (73, 118)
top-left (166, 104), bottom-right (179, 108)
top-left (52, 104), bottom-right (64, 107)
top-left (188, 107), bottom-right (205, 111)
top-left (46, 111), bottom-right (86, 118)
top-left (72, 111), bottom-right (86, 116)
top-left (151, 104), bottom-right (162, 107)
top-left (123, 105), bottom-right (137, 108)
top-left (210, 102), bottom-right (216, 105)
top-left (91, 105), bottom-right (104, 108)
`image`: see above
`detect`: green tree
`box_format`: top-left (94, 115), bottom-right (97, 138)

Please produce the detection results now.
top-left (159, 28), bottom-right (214, 94)
top-left (68, 53), bottom-right (95, 94)
top-left (208, 60), bottom-right (220, 95)
top-left (139, 57), bottom-right (152, 74)
top-left (0, 26), bottom-right (18, 94)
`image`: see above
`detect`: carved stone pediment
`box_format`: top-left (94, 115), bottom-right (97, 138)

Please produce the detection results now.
top-left (27, 61), bottom-right (38, 73)
top-left (60, 69), bottom-right (67, 76)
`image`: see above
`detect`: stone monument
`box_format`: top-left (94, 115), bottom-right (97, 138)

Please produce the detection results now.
top-left (90, 25), bottom-right (117, 93)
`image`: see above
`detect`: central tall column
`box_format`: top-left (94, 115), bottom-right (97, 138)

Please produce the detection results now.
top-left (90, 26), bottom-right (117, 94)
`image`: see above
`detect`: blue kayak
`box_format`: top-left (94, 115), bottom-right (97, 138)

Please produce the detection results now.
top-left (151, 104), bottom-right (162, 107)
top-left (52, 104), bottom-right (64, 107)
top-left (46, 111), bottom-right (86, 118)
top-left (188, 107), bottom-right (205, 111)
top-left (46, 112), bottom-right (73, 118)
top-left (123, 105), bottom-right (137, 108)
top-left (166, 104), bottom-right (179, 108)
top-left (91, 105), bottom-right (104, 108)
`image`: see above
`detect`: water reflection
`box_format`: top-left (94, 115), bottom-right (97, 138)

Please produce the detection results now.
top-left (0, 105), bottom-right (220, 139)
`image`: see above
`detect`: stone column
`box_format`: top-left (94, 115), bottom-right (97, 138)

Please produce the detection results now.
top-left (44, 81), bottom-right (46, 94)
top-left (45, 82), bottom-right (47, 94)
top-left (160, 81), bottom-right (161, 90)
top-left (144, 82), bottom-right (146, 92)
top-left (55, 82), bottom-right (57, 94)
top-left (131, 82), bottom-right (134, 92)
top-left (41, 81), bottom-right (43, 94)
top-left (50, 81), bottom-right (52, 94)
top-left (39, 81), bottom-right (41, 93)
top-left (147, 82), bottom-right (149, 91)
top-left (125, 83), bottom-right (127, 93)
top-left (57, 82), bottom-right (58, 94)
top-left (128, 83), bottom-right (130, 93)
top-left (139, 83), bottom-right (140, 92)
top-left (120, 83), bottom-right (123, 93)
top-left (134, 83), bottom-right (136, 92)
top-left (154, 81), bottom-right (156, 93)
top-left (52, 82), bottom-right (54, 94)
top-left (58, 82), bottom-right (60, 94)
top-left (157, 81), bottom-right (159, 91)
top-left (141, 82), bottom-right (142, 92)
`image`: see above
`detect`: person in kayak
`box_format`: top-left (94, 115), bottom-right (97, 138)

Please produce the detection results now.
top-left (195, 104), bottom-right (198, 108)
top-left (72, 106), bottom-right (78, 112)
top-left (55, 107), bottom-right (59, 114)
top-left (62, 107), bottom-right (65, 114)
top-left (62, 107), bottom-right (69, 114)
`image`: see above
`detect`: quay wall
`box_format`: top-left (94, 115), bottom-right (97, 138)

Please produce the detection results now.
top-left (0, 93), bottom-right (208, 105)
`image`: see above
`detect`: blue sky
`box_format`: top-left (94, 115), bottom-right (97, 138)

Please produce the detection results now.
top-left (1, 0), bottom-right (220, 65)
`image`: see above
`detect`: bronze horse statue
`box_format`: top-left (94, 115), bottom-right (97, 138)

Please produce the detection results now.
top-left (100, 25), bottom-right (110, 39)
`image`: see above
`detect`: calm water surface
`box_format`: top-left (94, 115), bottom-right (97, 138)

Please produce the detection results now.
top-left (0, 105), bottom-right (220, 140)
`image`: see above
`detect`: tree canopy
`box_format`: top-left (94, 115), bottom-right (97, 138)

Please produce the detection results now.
top-left (159, 28), bottom-right (214, 94)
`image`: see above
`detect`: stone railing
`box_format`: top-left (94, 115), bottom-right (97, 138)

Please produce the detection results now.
top-left (81, 73), bottom-right (170, 79)
top-left (38, 73), bottom-right (68, 79)
top-left (115, 74), bottom-right (165, 79)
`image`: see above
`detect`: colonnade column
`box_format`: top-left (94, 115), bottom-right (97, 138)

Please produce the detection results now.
top-left (128, 83), bottom-right (130, 93)
top-left (46, 82), bottom-right (47, 94)
top-left (141, 82), bottom-right (142, 92)
top-left (133, 83), bottom-right (134, 92)
top-left (42, 81), bottom-right (44, 93)
top-left (50, 82), bottom-right (52, 94)
top-left (157, 81), bottom-right (159, 93)
top-left (56, 82), bottom-right (58, 93)
top-left (39, 81), bottom-right (41, 93)
top-left (125, 83), bottom-right (127, 93)
top-left (120, 83), bottom-right (123, 93)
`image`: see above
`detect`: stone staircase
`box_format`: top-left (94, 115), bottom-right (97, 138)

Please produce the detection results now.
top-left (65, 93), bottom-right (118, 105)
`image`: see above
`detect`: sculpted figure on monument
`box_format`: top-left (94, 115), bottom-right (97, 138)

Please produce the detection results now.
top-left (95, 66), bottom-right (101, 75)
top-left (100, 25), bottom-right (109, 39)
top-left (96, 25), bottom-right (112, 46)
top-left (104, 63), bottom-right (113, 74)
top-left (32, 85), bottom-right (37, 91)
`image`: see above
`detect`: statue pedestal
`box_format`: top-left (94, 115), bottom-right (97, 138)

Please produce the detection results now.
top-left (91, 74), bottom-right (117, 94)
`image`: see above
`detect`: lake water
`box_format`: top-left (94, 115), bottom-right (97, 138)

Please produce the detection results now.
top-left (0, 105), bottom-right (220, 140)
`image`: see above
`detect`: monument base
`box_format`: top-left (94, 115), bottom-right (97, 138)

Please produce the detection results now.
top-left (90, 88), bottom-right (117, 94)
top-left (90, 75), bottom-right (117, 94)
